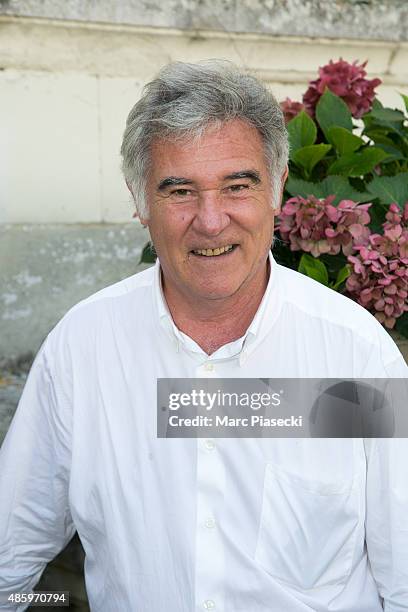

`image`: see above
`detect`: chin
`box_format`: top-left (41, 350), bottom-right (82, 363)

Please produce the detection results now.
top-left (192, 280), bottom-right (242, 301)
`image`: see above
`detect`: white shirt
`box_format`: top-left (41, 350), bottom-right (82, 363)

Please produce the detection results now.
top-left (0, 253), bottom-right (407, 612)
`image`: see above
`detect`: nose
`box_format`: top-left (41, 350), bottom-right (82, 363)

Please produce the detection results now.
top-left (192, 189), bottom-right (230, 236)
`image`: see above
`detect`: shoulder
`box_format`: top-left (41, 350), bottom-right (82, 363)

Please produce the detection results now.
top-left (36, 265), bottom-right (157, 397)
top-left (70, 264), bottom-right (155, 311)
top-left (277, 262), bottom-right (376, 333)
top-left (46, 264), bottom-right (156, 347)
top-left (275, 263), bottom-right (406, 374)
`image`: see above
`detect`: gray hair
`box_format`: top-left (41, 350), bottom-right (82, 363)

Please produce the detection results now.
top-left (121, 60), bottom-right (289, 218)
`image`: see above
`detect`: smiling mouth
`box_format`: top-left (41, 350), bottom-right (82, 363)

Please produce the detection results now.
top-left (190, 244), bottom-right (238, 257)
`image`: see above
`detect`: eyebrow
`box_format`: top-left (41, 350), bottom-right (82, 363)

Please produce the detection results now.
top-left (224, 170), bottom-right (261, 184)
top-left (157, 177), bottom-right (194, 191)
top-left (157, 170), bottom-right (261, 191)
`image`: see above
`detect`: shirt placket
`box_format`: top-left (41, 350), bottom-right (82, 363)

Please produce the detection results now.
top-left (194, 360), bottom-right (226, 612)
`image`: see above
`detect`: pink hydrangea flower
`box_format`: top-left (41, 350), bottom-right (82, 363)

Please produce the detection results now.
top-left (346, 203), bottom-right (408, 328)
top-left (277, 195), bottom-right (371, 258)
top-left (280, 98), bottom-right (306, 124)
top-left (303, 59), bottom-right (382, 118)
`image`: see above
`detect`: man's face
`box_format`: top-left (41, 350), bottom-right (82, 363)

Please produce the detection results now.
top-left (143, 119), bottom-right (285, 303)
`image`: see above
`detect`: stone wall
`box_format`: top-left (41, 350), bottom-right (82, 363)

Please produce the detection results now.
top-left (2, 0), bottom-right (408, 42)
top-left (0, 224), bottom-right (148, 364)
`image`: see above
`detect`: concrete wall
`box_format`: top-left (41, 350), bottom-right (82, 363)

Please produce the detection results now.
top-left (0, 224), bottom-right (149, 365)
top-left (1, 9), bottom-right (408, 362)
top-left (2, 0), bottom-right (408, 42)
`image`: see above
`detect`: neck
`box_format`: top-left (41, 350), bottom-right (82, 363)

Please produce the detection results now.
top-left (162, 260), bottom-right (270, 355)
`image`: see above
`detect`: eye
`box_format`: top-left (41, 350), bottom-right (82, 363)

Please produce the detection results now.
top-left (171, 188), bottom-right (193, 197)
top-left (227, 184), bottom-right (249, 193)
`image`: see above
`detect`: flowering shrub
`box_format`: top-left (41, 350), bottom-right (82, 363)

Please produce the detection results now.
top-left (303, 59), bottom-right (381, 119)
top-left (278, 195), bottom-right (371, 257)
top-left (280, 98), bottom-right (306, 124)
top-left (276, 198), bottom-right (407, 329)
top-left (346, 204), bottom-right (408, 328)
top-left (274, 57), bottom-right (408, 337)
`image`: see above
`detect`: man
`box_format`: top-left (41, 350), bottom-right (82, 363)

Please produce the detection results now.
top-left (0, 61), bottom-right (407, 611)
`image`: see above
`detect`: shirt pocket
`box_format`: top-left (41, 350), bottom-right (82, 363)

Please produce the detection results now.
top-left (255, 461), bottom-right (360, 590)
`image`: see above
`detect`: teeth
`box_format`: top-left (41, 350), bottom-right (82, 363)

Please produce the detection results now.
top-left (193, 245), bottom-right (234, 257)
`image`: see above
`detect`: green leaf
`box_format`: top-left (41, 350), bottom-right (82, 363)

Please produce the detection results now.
top-left (139, 241), bottom-right (157, 264)
top-left (400, 93), bottom-right (408, 114)
top-left (375, 143), bottom-right (406, 161)
top-left (368, 107), bottom-right (405, 124)
top-left (316, 90), bottom-right (353, 138)
top-left (364, 130), bottom-right (400, 147)
top-left (285, 176), bottom-right (326, 199)
top-left (321, 177), bottom-right (372, 203)
top-left (292, 144), bottom-right (332, 174)
top-left (331, 265), bottom-right (350, 291)
top-left (285, 175), bottom-right (372, 204)
top-left (327, 127), bottom-right (364, 155)
top-left (328, 147), bottom-right (389, 177)
top-left (298, 253), bottom-right (329, 286)
top-left (365, 173), bottom-right (408, 208)
top-left (287, 111), bottom-right (317, 154)
top-left (371, 98), bottom-right (383, 111)
top-left (363, 108), bottom-right (407, 137)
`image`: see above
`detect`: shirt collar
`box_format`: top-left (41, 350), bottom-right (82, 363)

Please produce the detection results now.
top-left (153, 251), bottom-right (282, 364)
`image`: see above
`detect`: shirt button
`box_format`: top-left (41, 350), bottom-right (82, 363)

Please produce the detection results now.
top-left (203, 601), bottom-right (215, 610)
top-left (204, 439), bottom-right (215, 451)
top-left (205, 517), bottom-right (216, 529)
top-left (204, 362), bottom-right (214, 371)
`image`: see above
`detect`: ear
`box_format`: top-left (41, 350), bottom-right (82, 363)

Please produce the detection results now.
top-left (126, 180), bottom-right (149, 227)
top-left (133, 209), bottom-right (149, 227)
top-left (132, 211), bottom-right (148, 227)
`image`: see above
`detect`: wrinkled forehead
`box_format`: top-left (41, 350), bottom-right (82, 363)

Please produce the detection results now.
top-left (147, 119), bottom-right (269, 183)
